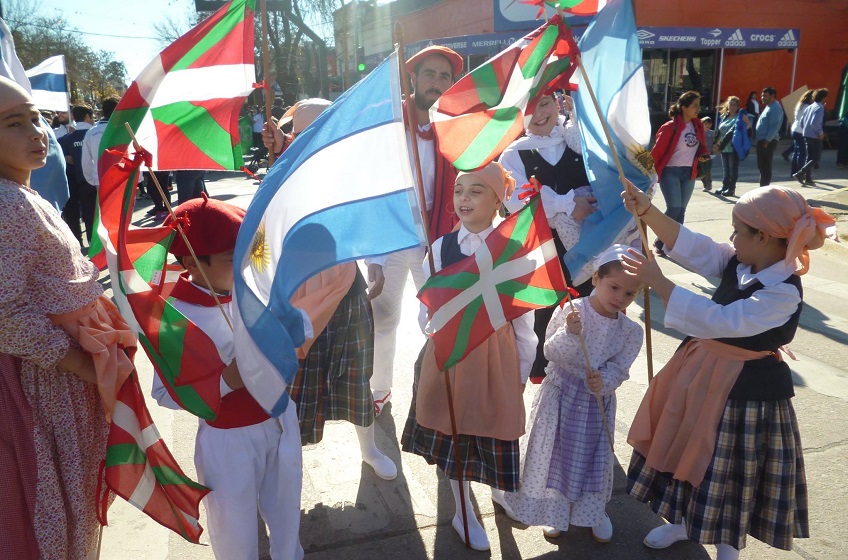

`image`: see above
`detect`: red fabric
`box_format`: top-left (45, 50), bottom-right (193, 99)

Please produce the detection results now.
top-left (205, 388), bottom-right (270, 429)
top-left (165, 193), bottom-right (246, 257)
top-left (0, 353), bottom-right (39, 560)
top-left (650, 114), bottom-right (709, 180)
top-left (168, 272), bottom-right (232, 304)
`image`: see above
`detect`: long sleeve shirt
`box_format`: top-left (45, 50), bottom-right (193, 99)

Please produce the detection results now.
top-left (81, 119), bottom-right (109, 186)
top-left (755, 100), bottom-right (784, 142)
top-left (799, 102), bottom-right (825, 138)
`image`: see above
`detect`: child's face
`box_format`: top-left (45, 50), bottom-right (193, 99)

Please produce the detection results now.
top-left (0, 102), bottom-right (47, 184)
top-left (189, 250), bottom-right (235, 294)
top-left (729, 215), bottom-right (759, 266)
top-left (591, 265), bottom-right (642, 318)
top-left (453, 174), bottom-right (501, 233)
top-left (703, 120), bottom-right (712, 130)
top-left (527, 95), bottom-right (559, 137)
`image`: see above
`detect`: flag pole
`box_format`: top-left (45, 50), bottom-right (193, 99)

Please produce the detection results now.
top-left (123, 122), bottom-right (233, 332)
top-left (260, 0), bottom-right (275, 168)
top-left (395, 21), bottom-right (470, 549)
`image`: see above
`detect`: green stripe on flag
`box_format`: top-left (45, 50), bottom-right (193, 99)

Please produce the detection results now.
top-left (153, 465), bottom-right (209, 490)
top-left (453, 107), bottom-right (520, 171)
top-left (106, 442), bottom-right (146, 466)
top-left (134, 237), bottom-right (173, 284)
top-left (470, 63), bottom-right (507, 107)
top-left (422, 271), bottom-right (480, 292)
top-left (151, 101), bottom-right (236, 169)
top-left (444, 296), bottom-right (483, 369)
top-left (494, 199), bottom-right (536, 267)
top-left (520, 25), bottom-right (559, 79)
top-left (99, 106), bottom-right (151, 161)
top-left (497, 281), bottom-right (563, 306)
top-left (170, 0), bottom-right (248, 72)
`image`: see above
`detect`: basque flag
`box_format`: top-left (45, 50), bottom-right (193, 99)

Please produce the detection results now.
top-left (233, 50), bottom-right (423, 416)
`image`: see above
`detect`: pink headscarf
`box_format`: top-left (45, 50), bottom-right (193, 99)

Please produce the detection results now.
top-left (733, 186), bottom-right (835, 275)
top-left (455, 161), bottom-right (516, 203)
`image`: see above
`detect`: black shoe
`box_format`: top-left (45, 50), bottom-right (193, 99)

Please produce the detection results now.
top-left (792, 171), bottom-right (805, 185)
top-left (720, 189), bottom-right (736, 197)
top-left (782, 153), bottom-right (790, 162)
top-left (702, 184), bottom-right (712, 192)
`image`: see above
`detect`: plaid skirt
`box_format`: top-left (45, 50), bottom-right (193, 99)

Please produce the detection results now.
top-left (401, 344), bottom-right (520, 491)
top-left (626, 398), bottom-right (809, 550)
top-left (289, 292), bottom-right (375, 445)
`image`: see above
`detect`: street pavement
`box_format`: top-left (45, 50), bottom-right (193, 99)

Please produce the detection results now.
top-left (98, 141), bottom-right (848, 559)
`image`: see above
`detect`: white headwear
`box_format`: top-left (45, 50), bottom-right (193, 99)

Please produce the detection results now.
top-left (593, 243), bottom-right (644, 270)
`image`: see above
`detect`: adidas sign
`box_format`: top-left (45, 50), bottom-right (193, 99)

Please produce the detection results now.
top-left (777, 29), bottom-right (798, 47)
top-left (724, 29), bottom-right (746, 47)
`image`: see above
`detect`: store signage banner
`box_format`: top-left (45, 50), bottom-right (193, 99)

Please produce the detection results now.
top-left (637, 27), bottom-right (799, 49)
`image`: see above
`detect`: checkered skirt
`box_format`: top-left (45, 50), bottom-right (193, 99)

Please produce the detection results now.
top-left (626, 398), bottom-right (809, 550)
top-left (401, 344), bottom-right (520, 491)
top-left (289, 292), bottom-right (375, 445)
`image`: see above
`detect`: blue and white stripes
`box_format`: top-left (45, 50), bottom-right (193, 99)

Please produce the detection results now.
top-left (25, 55), bottom-right (69, 112)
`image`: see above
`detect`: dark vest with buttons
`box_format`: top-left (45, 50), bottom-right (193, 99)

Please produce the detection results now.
top-left (683, 256), bottom-right (802, 401)
top-left (440, 231), bottom-right (466, 268)
top-left (518, 146), bottom-right (590, 289)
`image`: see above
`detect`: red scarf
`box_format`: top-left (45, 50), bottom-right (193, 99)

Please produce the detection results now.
top-left (169, 273), bottom-right (232, 307)
top-left (404, 98), bottom-right (458, 243)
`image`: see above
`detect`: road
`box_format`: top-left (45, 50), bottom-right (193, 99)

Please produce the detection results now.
top-left (99, 142), bottom-right (848, 559)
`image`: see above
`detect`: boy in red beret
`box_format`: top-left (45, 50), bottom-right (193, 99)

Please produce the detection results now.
top-left (152, 194), bottom-right (305, 560)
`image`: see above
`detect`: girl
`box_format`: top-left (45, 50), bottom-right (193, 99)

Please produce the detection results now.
top-left (650, 91), bottom-right (710, 255)
top-left (0, 76), bottom-right (134, 559)
top-left (785, 89), bottom-right (813, 175)
top-left (715, 96), bottom-right (751, 197)
top-left (498, 93), bottom-right (598, 379)
top-left (402, 162), bottom-right (536, 551)
top-left (499, 245), bottom-right (644, 542)
top-left (621, 184), bottom-right (834, 559)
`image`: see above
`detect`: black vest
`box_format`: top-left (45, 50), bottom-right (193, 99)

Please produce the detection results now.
top-left (686, 256), bottom-right (802, 401)
top-left (517, 146), bottom-right (589, 196)
top-left (440, 231), bottom-right (466, 268)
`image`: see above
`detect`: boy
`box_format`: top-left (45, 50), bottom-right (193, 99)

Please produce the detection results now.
top-left (152, 194), bottom-right (304, 560)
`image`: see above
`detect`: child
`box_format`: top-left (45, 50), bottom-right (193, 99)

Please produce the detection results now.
top-left (498, 245), bottom-right (644, 542)
top-left (401, 162), bottom-right (537, 551)
top-left (700, 116), bottom-right (715, 192)
top-left (621, 184), bottom-right (835, 560)
top-left (152, 195), bottom-right (304, 560)
top-left (0, 76), bottom-right (122, 559)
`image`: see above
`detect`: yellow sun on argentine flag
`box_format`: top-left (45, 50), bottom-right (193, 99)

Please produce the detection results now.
top-left (249, 221), bottom-right (270, 273)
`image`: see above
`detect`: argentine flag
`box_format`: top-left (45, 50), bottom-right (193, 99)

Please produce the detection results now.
top-left (25, 55), bottom-right (69, 112)
top-left (233, 51), bottom-right (423, 416)
top-left (568, 0), bottom-right (656, 284)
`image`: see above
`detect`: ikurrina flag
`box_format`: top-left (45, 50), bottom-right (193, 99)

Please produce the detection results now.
top-left (104, 371), bottom-right (210, 542)
top-left (89, 0), bottom-right (256, 267)
top-left (429, 14), bottom-right (578, 171)
top-left (418, 196), bottom-right (567, 370)
top-left (566, 0), bottom-right (656, 286)
top-left (97, 148), bottom-right (226, 421)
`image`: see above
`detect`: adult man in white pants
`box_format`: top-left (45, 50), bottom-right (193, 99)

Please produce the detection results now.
top-left (367, 45), bottom-right (463, 415)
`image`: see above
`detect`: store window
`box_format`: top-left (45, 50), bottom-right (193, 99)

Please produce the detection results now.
top-left (643, 48), bottom-right (717, 132)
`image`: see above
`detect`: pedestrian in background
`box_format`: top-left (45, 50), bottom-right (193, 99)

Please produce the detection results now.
top-left (794, 88), bottom-right (828, 187)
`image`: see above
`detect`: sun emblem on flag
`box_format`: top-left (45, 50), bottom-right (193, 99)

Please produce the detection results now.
top-left (249, 221), bottom-right (270, 273)
top-left (628, 144), bottom-right (656, 176)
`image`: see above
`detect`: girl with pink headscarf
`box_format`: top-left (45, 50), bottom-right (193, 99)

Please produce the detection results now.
top-left (619, 184), bottom-right (834, 560)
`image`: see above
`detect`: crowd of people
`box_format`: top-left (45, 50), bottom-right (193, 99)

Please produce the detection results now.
top-left (0, 41), bottom-right (841, 560)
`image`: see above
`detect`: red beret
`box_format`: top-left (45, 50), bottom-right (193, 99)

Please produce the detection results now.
top-left (406, 45), bottom-right (463, 79)
top-left (165, 193), bottom-right (246, 257)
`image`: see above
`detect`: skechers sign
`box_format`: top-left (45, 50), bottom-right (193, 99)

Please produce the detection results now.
top-left (636, 27), bottom-right (799, 49)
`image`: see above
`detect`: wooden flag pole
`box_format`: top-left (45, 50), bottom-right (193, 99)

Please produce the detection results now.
top-left (261, 0), bottom-right (275, 168)
top-left (395, 21), bottom-right (469, 549)
top-left (123, 123), bottom-right (233, 332)
top-left (562, 290), bottom-right (615, 452)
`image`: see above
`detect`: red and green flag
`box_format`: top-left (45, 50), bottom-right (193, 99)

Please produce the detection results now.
top-left (98, 148), bottom-right (225, 421)
top-left (103, 371), bottom-right (210, 543)
top-left (89, 0), bottom-right (257, 267)
top-left (418, 195), bottom-right (568, 370)
top-left (522, 0), bottom-right (608, 18)
top-left (429, 14), bottom-right (578, 172)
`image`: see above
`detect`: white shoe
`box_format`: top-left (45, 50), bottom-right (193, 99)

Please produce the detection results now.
top-left (362, 451), bottom-right (397, 481)
top-left (490, 489), bottom-right (522, 522)
top-left (452, 514), bottom-right (490, 551)
top-left (643, 522), bottom-right (688, 549)
top-left (591, 513), bottom-right (613, 543)
top-left (542, 526), bottom-right (562, 538)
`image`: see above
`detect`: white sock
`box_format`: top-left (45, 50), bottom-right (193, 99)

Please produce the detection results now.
top-left (449, 480), bottom-right (489, 550)
top-left (644, 520), bottom-right (688, 549)
top-left (716, 544), bottom-right (741, 560)
top-left (354, 424), bottom-right (397, 480)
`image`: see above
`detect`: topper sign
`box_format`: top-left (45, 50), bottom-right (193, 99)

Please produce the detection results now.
top-left (195, 0), bottom-right (288, 11)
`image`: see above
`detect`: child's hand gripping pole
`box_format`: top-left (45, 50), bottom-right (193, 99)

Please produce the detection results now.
top-left (563, 287), bottom-right (616, 452)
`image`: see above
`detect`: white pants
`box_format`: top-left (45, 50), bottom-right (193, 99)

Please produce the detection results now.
top-left (195, 405), bottom-right (303, 560)
top-left (369, 246), bottom-right (427, 392)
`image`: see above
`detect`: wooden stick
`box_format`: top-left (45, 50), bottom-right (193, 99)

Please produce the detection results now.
top-left (639, 219), bottom-right (654, 383)
top-left (573, 53), bottom-right (655, 383)
top-left (395, 22), bottom-right (469, 547)
top-left (394, 21), bottom-right (436, 277)
top-left (563, 291), bottom-right (615, 452)
top-left (260, 0), bottom-right (275, 168)
top-left (123, 123), bottom-right (233, 332)
top-left (96, 524), bottom-right (103, 559)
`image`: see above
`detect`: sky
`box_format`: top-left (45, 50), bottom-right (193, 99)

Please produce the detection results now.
top-left (26, 0), bottom-right (210, 81)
